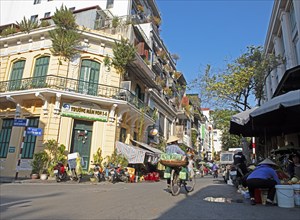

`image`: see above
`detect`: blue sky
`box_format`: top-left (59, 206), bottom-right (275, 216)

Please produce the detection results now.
top-left (156, 0), bottom-right (274, 90)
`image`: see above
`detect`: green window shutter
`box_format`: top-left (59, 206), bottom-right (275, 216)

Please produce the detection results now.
top-left (0, 119), bottom-right (14, 158)
top-left (33, 56), bottom-right (49, 77)
top-left (32, 56), bottom-right (49, 87)
top-left (9, 60), bottom-right (25, 90)
top-left (22, 118), bottom-right (39, 159)
top-left (79, 60), bottom-right (100, 95)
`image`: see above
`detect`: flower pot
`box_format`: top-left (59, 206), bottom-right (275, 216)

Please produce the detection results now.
top-left (40, 174), bottom-right (48, 180)
top-left (31, 174), bottom-right (39, 179)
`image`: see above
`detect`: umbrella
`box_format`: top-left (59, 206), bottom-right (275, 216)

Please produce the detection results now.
top-left (250, 90), bottom-right (300, 135)
top-left (229, 107), bottom-right (262, 137)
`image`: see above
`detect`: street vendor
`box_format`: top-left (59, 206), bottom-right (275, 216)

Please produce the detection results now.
top-left (165, 135), bottom-right (186, 188)
top-left (246, 158), bottom-right (280, 206)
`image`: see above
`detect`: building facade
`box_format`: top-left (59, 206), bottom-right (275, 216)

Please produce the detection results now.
top-left (0, 0), bottom-right (191, 177)
top-left (263, 0), bottom-right (300, 147)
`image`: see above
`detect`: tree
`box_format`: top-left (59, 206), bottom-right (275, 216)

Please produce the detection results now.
top-left (111, 37), bottom-right (136, 76)
top-left (210, 109), bottom-right (241, 150)
top-left (49, 5), bottom-right (81, 63)
top-left (16, 16), bottom-right (38, 34)
top-left (191, 46), bottom-right (283, 111)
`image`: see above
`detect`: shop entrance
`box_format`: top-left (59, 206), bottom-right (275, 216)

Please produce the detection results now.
top-left (70, 120), bottom-right (93, 171)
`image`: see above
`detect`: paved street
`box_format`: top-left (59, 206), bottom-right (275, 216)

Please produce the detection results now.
top-left (1, 175), bottom-right (299, 220)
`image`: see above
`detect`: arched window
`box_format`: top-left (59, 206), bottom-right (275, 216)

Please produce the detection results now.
top-left (9, 60), bottom-right (25, 91)
top-left (32, 56), bottom-right (50, 87)
top-left (78, 60), bottom-right (100, 96)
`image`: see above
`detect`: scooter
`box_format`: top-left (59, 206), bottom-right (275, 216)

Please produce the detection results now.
top-left (53, 161), bottom-right (67, 182)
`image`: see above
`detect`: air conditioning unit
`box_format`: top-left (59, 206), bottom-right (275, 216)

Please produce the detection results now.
top-left (120, 81), bottom-right (131, 91)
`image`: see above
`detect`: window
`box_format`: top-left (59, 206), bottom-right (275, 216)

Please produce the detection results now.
top-left (44, 12), bottom-right (51, 18)
top-left (0, 119), bottom-right (14, 158)
top-left (78, 60), bottom-right (100, 96)
top-left (22, 118), bottom-right (39, 159)
top-left (33, 0), bottom-right (41, 4)
top-left (119, 128), bottom-right (126, 142)
top-left (106, 0), bottom-right (114, 9)
top-left (30, 15), bottom-right (38, 23)
top-left (290, 4), bottom-right (296, 33)
top-left (32, 56), bottom-right (49, 87)
top-left (9, 60), bottom-right (25, 91)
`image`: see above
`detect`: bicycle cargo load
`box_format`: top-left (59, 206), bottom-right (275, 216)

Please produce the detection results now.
top-left (160, 153), bottom-right (188, 167)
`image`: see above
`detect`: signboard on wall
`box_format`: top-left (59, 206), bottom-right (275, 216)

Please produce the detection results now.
top-left (61, 102), bottom-right (109, 122)
top-left (13, 119), bottom-right (28, 127)
top-left (26, 127), bottom-right (42, 136)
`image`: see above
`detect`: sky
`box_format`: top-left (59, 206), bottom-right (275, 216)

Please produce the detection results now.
top-left (155, 0), bottom-right (274, 93)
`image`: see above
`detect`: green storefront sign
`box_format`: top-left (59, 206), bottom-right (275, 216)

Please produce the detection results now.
top-left (61, 103), bottom-right (109, 122)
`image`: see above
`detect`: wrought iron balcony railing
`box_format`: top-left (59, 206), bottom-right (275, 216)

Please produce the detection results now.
top-left (0, 75), bottom-right (154, 118)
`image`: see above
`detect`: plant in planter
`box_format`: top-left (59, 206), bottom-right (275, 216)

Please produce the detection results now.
top-left (16, 16), bottom-right (38, 34)
top-left (31, 151), bottom-right (49, 179)
top-left (43, 139), bottom-right (67, 177)
top-left (112, 16), bottom-right (120, 29)
top-left (111, 37), bottom-right (136, 83)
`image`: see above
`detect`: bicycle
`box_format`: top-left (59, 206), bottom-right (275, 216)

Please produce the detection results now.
top-left (169, 166), bottom-right (196, 196)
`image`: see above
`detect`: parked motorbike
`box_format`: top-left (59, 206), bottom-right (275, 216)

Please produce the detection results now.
top-left (230, 163), bottom-right (247, 188)
top-left (53, 161), bottom-right (67, 182)
top-left (91, 162), bottom-right (105, 182)
top-left (106, 166), bottom-right (129, 183)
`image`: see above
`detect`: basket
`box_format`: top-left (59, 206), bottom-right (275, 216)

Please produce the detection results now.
top-left (160, 159), bottom-right (188, 167)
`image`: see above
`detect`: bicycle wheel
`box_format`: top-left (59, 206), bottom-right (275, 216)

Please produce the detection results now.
top-left (184, 171), bottom-right (196, 192)
top-left (170, 169), bottom-right (181, 196)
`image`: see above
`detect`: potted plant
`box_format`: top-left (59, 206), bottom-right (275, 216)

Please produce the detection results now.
top-left (31, 151), bottom-right (49, 179)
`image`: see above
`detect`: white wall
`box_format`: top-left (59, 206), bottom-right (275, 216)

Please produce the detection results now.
top-left (0, 0), bottom-right (130, 26)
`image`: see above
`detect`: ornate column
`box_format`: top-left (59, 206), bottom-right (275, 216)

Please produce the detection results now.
top-left (293, 0), bottom-right (300, 40)
top-left (266, 75), bottom-right (272, 101)
top-left (273, 36), bottom-right (286, 81)
top-left (270, 69), bottom-right (278, 94)
top-left (280, 11), bottom-right (297, 68)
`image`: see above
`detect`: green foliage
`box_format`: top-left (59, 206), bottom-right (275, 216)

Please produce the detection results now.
top-left (93, 148), bottom-right (104, 167)
top-left (31, 151), bottom-right (49, 174)
top-left (0, 26), bottom-right (18, 36)
top-left (191, 46), bottom-right (283, 111)
top-left (43, 139), bottom-right (67, 176)
top-left (112, 17), bottom-right (120, 28)
top-left (111, 37), bottom-right (136, 75)
top-left (49, 5), bottom-right (80, 61)
top-left (156, 136), bottom-right (167, 153)
top-left (105, 149), bottom-right (128, 167)
top-left (39, 20), bottom-right (51, 28)
top-left (16, 16), bottom-right (38, 34)
top-left (191, 129), bottom-right (198, 147)
top-left (210, 109), bottom-right (241, 150)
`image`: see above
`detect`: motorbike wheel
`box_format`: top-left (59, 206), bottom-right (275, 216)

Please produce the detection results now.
top-left (56, 175), bottom-right (61, 182)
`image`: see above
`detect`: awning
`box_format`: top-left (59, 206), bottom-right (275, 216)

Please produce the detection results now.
top-left (130, 139), bottom-right (163, 155)
top-left (250, 89), bottom-right (300, 135)
top-left (116, 141), bottom-right (153, 164)
top-left (229, 107), bottom-right (264, 137)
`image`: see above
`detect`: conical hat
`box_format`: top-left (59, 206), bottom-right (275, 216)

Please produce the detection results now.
top-left (167, 135), bottom-right (180, 144)
top-left (258, 158), bottom-right (278, 166)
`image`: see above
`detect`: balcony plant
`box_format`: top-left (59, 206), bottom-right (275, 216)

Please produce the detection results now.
top-left (137, 5), bottom-right (144, 13)
top-left (152, 16), bottom-right (161, 27)
top-left (112, 16), bottom-right (120, 29)
top-left (111, 37), bottom-right (136, 77)
top-left (16, 16), bottom-right (38, 34)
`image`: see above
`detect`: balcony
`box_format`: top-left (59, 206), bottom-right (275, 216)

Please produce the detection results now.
top-left (0, 75), bottom-right (153, 118)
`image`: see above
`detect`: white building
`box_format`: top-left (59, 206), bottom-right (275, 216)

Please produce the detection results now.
top-left (263, 0), bottom-right (300, 147)
top-left (264, 0), bottom-right (300, 101)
